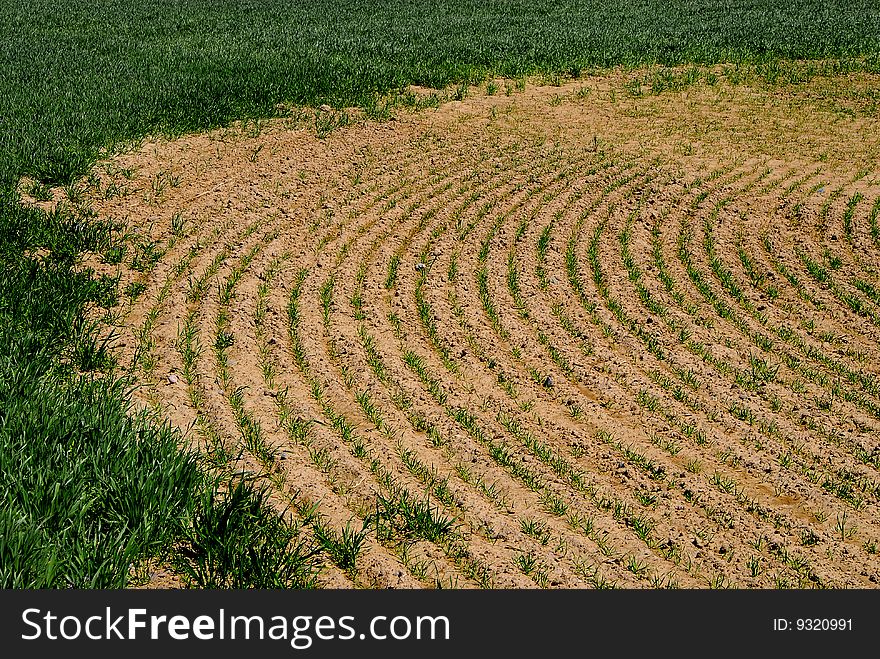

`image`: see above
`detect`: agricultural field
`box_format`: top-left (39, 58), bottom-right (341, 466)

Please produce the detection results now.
top-left (4, 1), bottom-right (880, 589)
top-left (31, 68), bottom-right (878, 589)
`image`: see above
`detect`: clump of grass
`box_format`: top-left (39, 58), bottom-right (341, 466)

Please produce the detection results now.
top-left (175, 481), bottom-right (320, 588)
top-left (520, 518), bottom-right (551, 545)
top-left (371, 490), bottom-right (455, 543)
top-left (313, 519), bottom-right (369, 573)
top-left (27, 180), bottom-right (53, 201)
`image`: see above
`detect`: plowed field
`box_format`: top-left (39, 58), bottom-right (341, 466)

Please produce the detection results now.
top-left (62, 72), bottom-right (880, 588)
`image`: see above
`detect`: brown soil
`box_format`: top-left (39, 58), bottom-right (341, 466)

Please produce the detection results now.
top-left (51, 70), bottom-right (880, 588)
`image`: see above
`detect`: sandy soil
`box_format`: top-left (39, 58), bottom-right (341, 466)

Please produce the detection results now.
top-left (40, 69), bottom-right (880, 588)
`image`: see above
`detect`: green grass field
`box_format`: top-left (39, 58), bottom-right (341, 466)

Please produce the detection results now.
top-left (2, 0), bottom-right (880, 588)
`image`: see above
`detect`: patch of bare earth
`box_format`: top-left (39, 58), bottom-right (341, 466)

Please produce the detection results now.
top-left (65, 70), bottom-right (880, 588)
